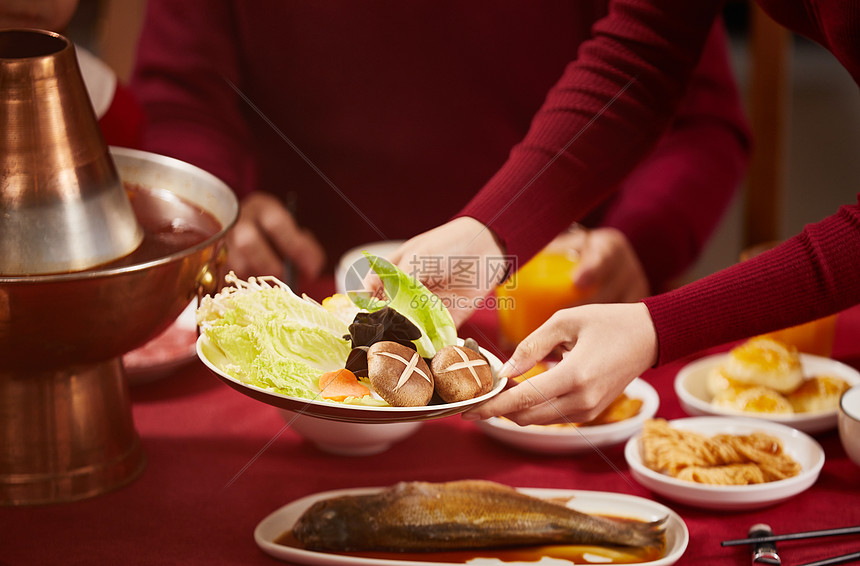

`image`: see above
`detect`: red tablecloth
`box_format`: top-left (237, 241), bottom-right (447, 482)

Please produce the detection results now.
top-left (3, 304), bottom-right (860, 566)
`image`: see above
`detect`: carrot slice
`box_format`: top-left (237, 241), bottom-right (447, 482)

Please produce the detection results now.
top-left (319, 369), bottom-right (372, 401)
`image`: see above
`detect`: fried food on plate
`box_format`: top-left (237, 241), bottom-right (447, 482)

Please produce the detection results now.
top-left (640, 418), bottom-right (801, 485)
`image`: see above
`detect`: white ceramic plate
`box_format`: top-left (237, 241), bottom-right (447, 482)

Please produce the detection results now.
top-left (123, 301), bottom-right (198, 384)
top-left (624, 416), bottom-right (824, 511)
top-left (475, 378), bottom-right (660, 454)
top-left (198, 336), bottom-right (507, 424)
top-left (254, 486), bottom-right (689, 566)
top-left (674, 353), bottom-right (860, 434)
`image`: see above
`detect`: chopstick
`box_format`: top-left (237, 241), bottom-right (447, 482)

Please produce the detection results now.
top-left (722, 525), bottom-right (860, 546)
top-left (797, 550), bottom-right (860, 566)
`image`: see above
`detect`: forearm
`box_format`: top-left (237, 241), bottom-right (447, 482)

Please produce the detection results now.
top-left (645, 197), bottom-right (860, 364)
top-left (458, 0), bottom-right (726, 265)
top-left (598, 18), bottom-right (750, 291)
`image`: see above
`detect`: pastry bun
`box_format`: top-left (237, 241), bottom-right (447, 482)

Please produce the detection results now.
top-left (712, 385), bottom-right (794, 415)
top-left (720, 337), bottom-right (804, 393)
top-left (787, 375), bottom-right (850, 413)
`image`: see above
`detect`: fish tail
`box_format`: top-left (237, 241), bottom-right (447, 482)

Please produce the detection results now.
top-left (622, 515), bottom-right (668, 548)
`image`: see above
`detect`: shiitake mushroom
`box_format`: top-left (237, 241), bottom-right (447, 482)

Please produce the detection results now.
top-left (367, 341), bottom-right (434, 407)
top-left (431, 345), bottom-right (494, 403)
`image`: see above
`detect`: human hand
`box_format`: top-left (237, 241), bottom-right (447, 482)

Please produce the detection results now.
top-left (549, 226), bottom-right (649, 304)
top-left (226, 192), bottom-right (325, 282)
top-left (386, 217), bottom-right (507, 327)
top-left (462, 302), bottom-right (658, 425)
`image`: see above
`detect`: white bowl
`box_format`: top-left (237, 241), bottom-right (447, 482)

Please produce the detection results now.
top-left (335, 240), bottom-right (405, 295)
top-left (280, 410), bottom-right (422, 456)
top-left (838, 384), bottom-right (860, 467)
top-left (674, 352), bottom-right (860, 434)
top-left (475, 378), bottom-right (659, 454)
top-left (624, 416), bottom-right (824, 510)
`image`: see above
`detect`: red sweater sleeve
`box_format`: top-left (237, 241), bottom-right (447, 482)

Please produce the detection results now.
top-left (597, 19), bottom-right (750, 292)
top-left (645, 198), bottom-right (860, 363)
top-left (458, 0), bottom-right (860, 364)
top-left (129, 0), bottom-right (256, 197)
top-left (457, 0), bottom-right (726, 262)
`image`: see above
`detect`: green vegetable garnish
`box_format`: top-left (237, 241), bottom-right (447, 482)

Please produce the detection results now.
top-left (197, 273), bottom-right (352, 400)
top-left (348, 253), bottom-right (457, 358)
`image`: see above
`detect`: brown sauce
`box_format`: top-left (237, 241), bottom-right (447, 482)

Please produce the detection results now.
top-left (275, 518), bottom-right (665, 565)
top-left (100, 183), bottom-right (222, 269)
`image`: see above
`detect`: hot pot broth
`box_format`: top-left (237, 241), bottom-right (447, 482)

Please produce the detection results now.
top-left (106, 182), bottom-right (222, 268)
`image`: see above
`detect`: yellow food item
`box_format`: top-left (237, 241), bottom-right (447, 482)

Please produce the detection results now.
top-left (640, 418), bottom-right (801, 485)
top-left (513, 361), bottom-right (552, 383)
top-left (787, 375), bottom-right (850, 413)
top-left (720, 337), bottom-right (803, 393)
top-left (675, 464), bottom-right (766, 485)
top-left (712, 385), bottom-right (794, 415)
top-left (586, 394), bottom-right (644, 426)
top-left (707, 338), bottom-right (852, 415)
top-left (320, 293), bottom-right (360, 324)
top-left (706, 367), bottom-right (734, 398)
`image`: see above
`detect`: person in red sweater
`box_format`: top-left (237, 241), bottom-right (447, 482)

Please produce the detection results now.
top-left (0, 0), bottom-right (144, 149)
top-left (129, 1), bottom-right (748, 304)
top-left (417, 0), bottom-right (860, 425)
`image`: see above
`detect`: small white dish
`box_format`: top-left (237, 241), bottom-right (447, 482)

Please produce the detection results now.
top-left (624, 416), bottom-right (824, 511)
top-left (674, 352), bottom-right (860, 434)
top-left (838, 384), bottom-right (860, 467)
top-left (123, 300), bottom-right (198, 384)
top-left (254, 486), bottom-right (689, 566)
top-left (476, 378), bottom-right (659, 454)
top-left (198, 336), bottom-right (506, 424)
top-left (279, 410), bottom-right (422, 456)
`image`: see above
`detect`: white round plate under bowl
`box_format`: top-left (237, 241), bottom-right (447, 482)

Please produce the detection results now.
top-left (123, 300), bottom-right (198, 384)
top-left (476, 378), bottom-right (659, 454)
top-left (198, 336), bottom-right (506, 424)
top-left (624, 416), bottom-right (824, 511)
top-left (674, 352), bottom-right (860, 434)
top-left (254, 486), bottom-right (688, 566)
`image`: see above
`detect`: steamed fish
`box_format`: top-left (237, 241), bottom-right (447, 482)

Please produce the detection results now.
top-left (292, 480), bottom-right (666, 552)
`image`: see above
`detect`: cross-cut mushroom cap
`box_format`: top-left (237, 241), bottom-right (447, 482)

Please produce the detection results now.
top-left (431, 345), bottom-right (493, 403)
top-left (368, 341), bottom-right (434, 407)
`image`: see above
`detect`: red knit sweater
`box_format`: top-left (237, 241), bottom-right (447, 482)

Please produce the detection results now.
top-left (458, 0), bottom-right (860, 363)
top-left (130, 1), bottom-right (748, 293)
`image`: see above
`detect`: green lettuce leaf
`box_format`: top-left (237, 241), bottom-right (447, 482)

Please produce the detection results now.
top-left (198, 274), bottom-right (351, 398)
top-left (349, 253), bottom-right (457, 358)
